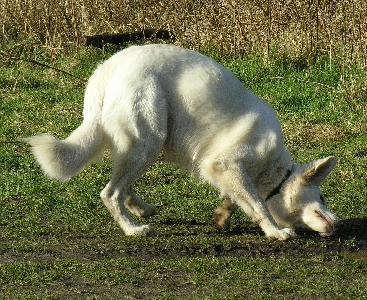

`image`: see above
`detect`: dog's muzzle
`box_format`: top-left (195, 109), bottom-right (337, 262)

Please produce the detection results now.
top-left (319, 219), bottom-right (344, 237)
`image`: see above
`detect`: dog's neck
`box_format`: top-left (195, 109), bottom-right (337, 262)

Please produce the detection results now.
top-left (266, 169), bottom-right (292, 201)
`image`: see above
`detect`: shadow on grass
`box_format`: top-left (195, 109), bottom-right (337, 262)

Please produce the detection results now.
top-left (2, 216), bottom-right (366, 264)
top-left (153, 216), bottom-right (367, 259)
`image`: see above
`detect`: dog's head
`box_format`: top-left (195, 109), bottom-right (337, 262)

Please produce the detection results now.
top-left (267, 156), bottom-right (343, 237)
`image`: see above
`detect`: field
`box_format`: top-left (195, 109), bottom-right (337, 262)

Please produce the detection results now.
top-left (1, 46), bottom-right (366, 299)
top-left (1, 1), bottom-right (367, 299)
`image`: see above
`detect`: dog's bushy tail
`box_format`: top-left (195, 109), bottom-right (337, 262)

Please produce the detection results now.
top-left (23, 119), bottom-right (105, 181)
top-left (23, 62), bottom-right (110, 181)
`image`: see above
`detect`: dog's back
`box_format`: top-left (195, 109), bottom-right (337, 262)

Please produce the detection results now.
top-left (94, 44), bottom-right (290, 186)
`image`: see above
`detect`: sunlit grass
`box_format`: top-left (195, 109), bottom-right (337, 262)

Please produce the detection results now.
top-left (1, 46), bottom-right (366, 299)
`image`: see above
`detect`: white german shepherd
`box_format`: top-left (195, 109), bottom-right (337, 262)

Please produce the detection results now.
top-left (24, 44), bottom-right (343, 240)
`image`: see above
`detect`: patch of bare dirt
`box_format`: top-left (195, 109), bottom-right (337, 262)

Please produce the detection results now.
top-left (1, 218), bottom-right (366, 264)
top-left (1, 217), bottom-right (366, 299)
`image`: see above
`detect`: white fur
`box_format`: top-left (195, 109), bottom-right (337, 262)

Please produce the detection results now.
top-left (24, 44), bottom-right (341, 239)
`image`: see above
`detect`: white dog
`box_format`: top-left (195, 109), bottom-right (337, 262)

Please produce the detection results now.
top-left (24, 44), bottom-right (343, 240)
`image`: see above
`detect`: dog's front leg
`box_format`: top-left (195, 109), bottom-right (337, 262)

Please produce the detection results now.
top-left (203, 160), bottom-right (296, 240)
top-left (212, 197), bottom-right (238, 230)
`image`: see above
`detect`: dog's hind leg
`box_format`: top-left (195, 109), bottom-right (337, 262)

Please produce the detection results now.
top-left (100, 150), bottom-right (160, 236)
top-left (99, 78), bottom-right (167, 236)
top-left (125, 185), bottom-right (157, 217)
top-left (101, 121), bottom-right (165, 236)
top-left (101, 184), bottom-right (153, 236)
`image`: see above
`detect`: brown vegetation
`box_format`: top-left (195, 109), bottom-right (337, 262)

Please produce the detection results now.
top-left (1, 0), bottom-right (367, 65)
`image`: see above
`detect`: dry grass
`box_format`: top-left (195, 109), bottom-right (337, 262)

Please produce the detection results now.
top-left (1, 0), bottom-right (367, 65)
top-left (1, 1), bottom-right (366, 108)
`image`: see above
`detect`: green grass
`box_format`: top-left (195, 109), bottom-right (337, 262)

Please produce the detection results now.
top-left (1, 45), bottom-right (366, 299)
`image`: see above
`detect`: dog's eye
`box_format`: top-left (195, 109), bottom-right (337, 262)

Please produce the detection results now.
top-left (320, 195), bottom-right (325, 204)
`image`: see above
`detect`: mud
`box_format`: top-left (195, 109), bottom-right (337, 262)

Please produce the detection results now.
top-left (2, 218), bottom-right (366, 263)
top-left (1, 217), bottom-right (366, 299)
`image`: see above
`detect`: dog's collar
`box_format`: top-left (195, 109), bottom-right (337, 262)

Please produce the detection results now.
top-left (266, 169), bottom-right (292, 201)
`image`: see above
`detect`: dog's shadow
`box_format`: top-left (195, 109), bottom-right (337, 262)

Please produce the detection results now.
top-left (337, 217), bottom-right (367, 239)
top-left (158, 216), bottom-right (367, 246)
top-left (152, 217), bottom-right (367, 260)
top-left (294, 216), bottom-right (367, 252)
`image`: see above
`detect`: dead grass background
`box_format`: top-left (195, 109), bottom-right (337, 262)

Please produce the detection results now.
top-left (1, 0), bottom-right (367, 107)
top-left (1, 0), bottom-right (367, 65)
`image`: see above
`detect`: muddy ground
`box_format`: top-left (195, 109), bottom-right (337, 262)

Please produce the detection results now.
top-left (1, 216), bottom-right (366, 299)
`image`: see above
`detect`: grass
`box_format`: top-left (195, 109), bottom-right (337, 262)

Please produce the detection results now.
top-left (1, 45), bottom-right (367, 299)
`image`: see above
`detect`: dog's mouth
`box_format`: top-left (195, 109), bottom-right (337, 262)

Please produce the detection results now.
top-left (319, 231), bottom-right (335, 237)
top-left (315, 210), bottom-right (335, 237)
top-left (315, 210), bottom-right (343, 237)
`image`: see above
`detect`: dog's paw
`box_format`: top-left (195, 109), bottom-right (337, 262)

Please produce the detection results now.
top-left (129, 203), bottom-right (157, 218)
top-left (212, 212), bottom-right (231, 230)
top-left (139, 203), bottom-right (157, 217)
top-left (267, 228), bottom-right (297, 240)
top-left (126, 225), bottom-right (155, 237)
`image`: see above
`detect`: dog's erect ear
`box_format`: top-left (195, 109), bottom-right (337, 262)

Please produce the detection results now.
top-left (300, 156), bottom-right (337, 186)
